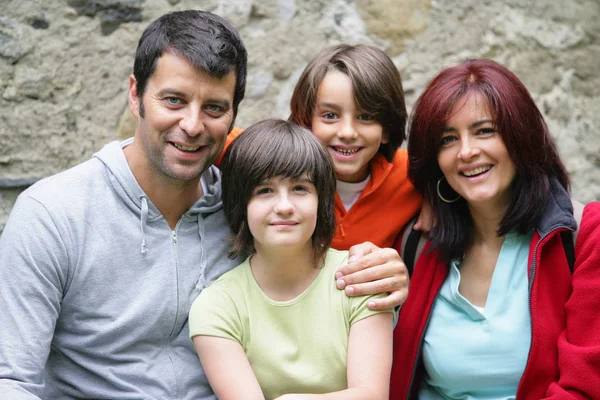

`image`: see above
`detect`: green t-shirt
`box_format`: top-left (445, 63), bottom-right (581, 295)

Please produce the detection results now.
top-left (189, 248), bottom-right (392, 399)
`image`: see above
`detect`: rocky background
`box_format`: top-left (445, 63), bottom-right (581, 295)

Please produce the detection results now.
top-left (1, 0), bottom-right (599, 233)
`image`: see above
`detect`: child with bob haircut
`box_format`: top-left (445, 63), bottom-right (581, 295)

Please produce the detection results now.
top-left (189, 119), bottom-right (394, 400)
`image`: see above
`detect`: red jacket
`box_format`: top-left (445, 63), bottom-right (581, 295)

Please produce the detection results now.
top-left (391, 184), bottom-right (600, 399)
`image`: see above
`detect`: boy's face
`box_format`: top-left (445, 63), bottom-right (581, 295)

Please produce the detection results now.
top-left (310, 70), bottom-right (387, 183)
top-left (247, 175), bottom-right (318, 254)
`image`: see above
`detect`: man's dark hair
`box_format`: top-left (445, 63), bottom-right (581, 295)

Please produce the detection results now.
top-left (220, 119), bottom-right (337, 262)
top-left (133, 10), bottom-right (247, 124)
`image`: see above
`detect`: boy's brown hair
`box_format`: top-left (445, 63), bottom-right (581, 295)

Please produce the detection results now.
top-left (289, 44), bottom-right (407, 161)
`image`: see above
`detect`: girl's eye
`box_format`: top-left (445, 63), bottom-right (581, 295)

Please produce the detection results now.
top-left (254, 187), bottom-right (272, 195)
top-left (322, 112), bottom-right (337, 120)
top-left (440, 135), bottom-right (457, 146)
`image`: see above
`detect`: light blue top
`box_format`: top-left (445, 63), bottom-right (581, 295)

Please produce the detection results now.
top-left (419, 231), bottom-right (533, 400)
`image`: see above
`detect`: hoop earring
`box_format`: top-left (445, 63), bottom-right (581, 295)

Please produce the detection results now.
top-left (437, 176), bottom-right (461, 203)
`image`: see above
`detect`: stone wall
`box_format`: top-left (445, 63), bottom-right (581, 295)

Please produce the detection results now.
top-left (1, 0), bottom-right (599, 232)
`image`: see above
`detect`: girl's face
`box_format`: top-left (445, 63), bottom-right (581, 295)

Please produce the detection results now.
top-left (310, 70), bottom-right (387, 183)
top-left (247, 174), bottom-right (318, 253)
top-left (437, 93), bottom-right (517, 211)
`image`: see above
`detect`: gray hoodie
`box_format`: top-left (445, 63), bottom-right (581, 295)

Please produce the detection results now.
top-left (0, 139), bottom-right (239, 399)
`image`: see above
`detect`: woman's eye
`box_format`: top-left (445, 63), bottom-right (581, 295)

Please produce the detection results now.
top-left (440, 136), bottom-right (456, 146)
top-left (358, 113), bottom-right (374, 121)
top-left (477, 128), bottom-right (496, 136)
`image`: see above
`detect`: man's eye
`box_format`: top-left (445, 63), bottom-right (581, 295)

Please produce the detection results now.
top-left (206, 104), bottom-right (225, 113)
top-left (166, 97), bottom-right (181, 105)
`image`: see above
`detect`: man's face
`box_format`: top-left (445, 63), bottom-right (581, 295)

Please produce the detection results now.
top-left (128, 52), bottom-right (236, 185)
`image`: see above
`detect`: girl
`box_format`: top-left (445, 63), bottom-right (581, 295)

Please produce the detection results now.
top-left (190, 119), bottom-right (394, 399)
top-left (391, 59), bottom-right (600, 399)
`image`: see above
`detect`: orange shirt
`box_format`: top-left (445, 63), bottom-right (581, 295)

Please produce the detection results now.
top-left (332, 151), bottom-right (422, 250)
top-left (215, 127), bottom-right (244, 165)
top-left (218, 128), bottom-right (422, 250)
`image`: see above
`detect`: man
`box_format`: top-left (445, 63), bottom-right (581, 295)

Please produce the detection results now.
top-left (0, 10), bottom-right (407, 399)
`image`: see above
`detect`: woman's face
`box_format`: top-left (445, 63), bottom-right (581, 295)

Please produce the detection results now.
top-left (437, 93), bottom-right (517, 210)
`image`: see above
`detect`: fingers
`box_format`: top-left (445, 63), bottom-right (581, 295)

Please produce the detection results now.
top-left (347, 241), bottom-right (377, 261)
top-left (337, 246), bottom-right (398, 278)
top-left (339, 271), bottom-right (408, 296)
top-left (366, 290), bottom-right (408, 310)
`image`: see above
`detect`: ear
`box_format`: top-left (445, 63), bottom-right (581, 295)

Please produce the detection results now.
top-left (128, 75), bottom-right (140, 118)
top-left (381, 130), bottom-right (390, 145)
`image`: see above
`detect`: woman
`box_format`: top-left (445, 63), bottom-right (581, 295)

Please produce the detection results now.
top-left (391, 59), bottom-right (600, 399)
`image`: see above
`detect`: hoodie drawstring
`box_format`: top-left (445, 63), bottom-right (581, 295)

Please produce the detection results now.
top-left (194, 218), bottom-right (207, 291)
top-left (140, 196), bottom-right (148, 254)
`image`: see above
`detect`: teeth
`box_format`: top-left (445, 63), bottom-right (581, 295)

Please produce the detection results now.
top-left (173, 143), bottom-right (200, 152)
top-left (462, 166), bottom-right (491, 177)
top-left (334, 147), bottom-right (360, 156)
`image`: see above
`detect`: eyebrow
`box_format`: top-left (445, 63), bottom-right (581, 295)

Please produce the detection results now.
top-left (292, 177), bottom-right (314, 184)
top-left (258, 176), bottom-right (313, 185)
top-left (154, 88), bottom-right (180, 98)
top-left (315, 102), bottom-right (341, 111)
top-left (443, 119), bottom-right (494, 132)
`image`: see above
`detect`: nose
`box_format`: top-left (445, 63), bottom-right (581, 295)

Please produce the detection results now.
top-left (458, 136), bottom-right (480, 161)
top-left (337, 117), bottom-right (358, 141)
top-left (179, 109), bottom-right (205, 137)
top-left (273, 193), bottom-right (294, 215)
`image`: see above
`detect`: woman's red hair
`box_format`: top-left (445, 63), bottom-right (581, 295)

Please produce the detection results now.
top-left (408, 59), bottom-right (569, 261)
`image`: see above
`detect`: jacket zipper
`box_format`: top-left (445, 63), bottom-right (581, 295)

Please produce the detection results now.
top-left (168, 222), bottom-right (181, 338)
top-left (406, 285), bottom-right (442, 399)
top-left (516, 224), bottom-right (569, 398)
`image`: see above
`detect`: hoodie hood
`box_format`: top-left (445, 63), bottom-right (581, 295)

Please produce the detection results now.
top-left (93, 138), bottom-right (226, 252)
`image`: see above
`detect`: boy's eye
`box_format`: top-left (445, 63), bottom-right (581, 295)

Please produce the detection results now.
top-left (293, 185), bottom-right (309, 193)
top-left (357, 113), bottom-right (374, 121)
